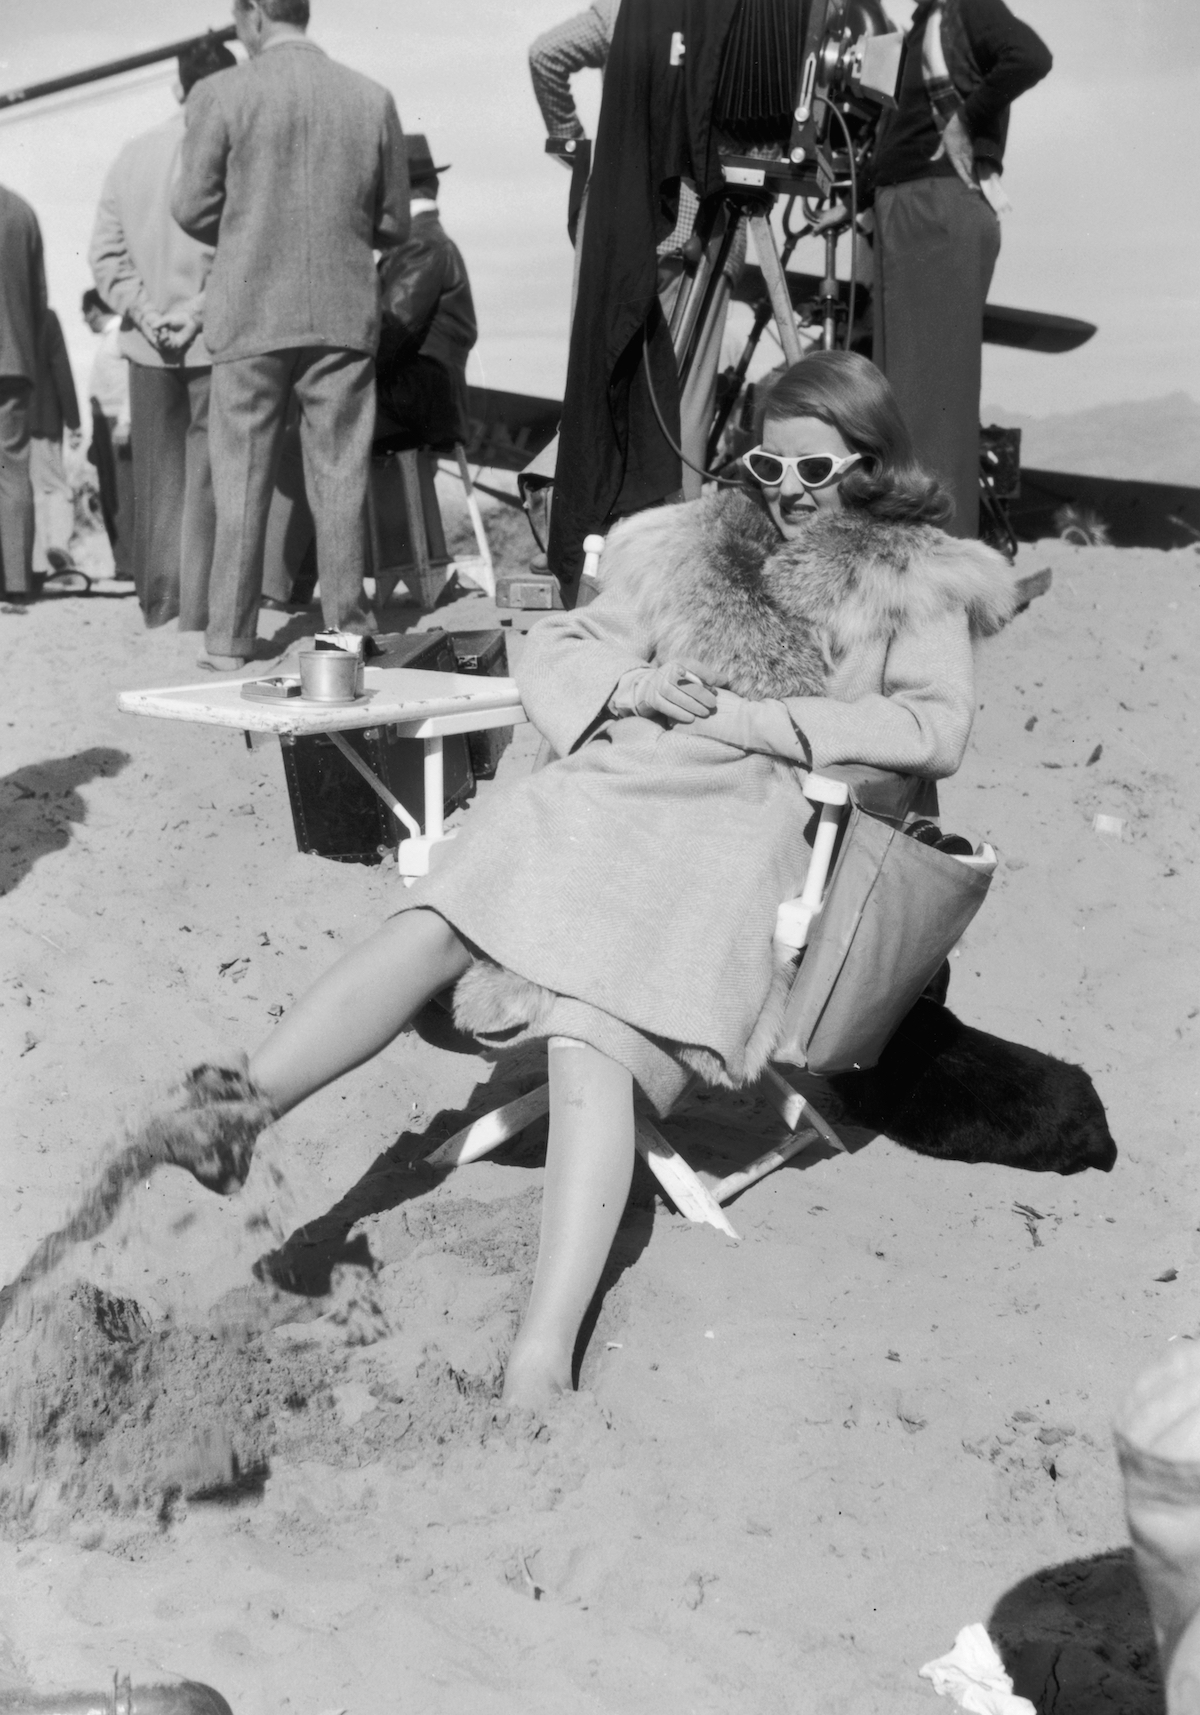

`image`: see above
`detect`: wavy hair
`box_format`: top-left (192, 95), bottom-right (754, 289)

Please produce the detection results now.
top-left (760, 351), bottom-right (952, 525)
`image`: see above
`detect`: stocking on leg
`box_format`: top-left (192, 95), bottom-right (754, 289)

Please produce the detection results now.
top-left (249, 908), bottom-right (472, 1116)
top-left (502, 1037), bottom-right (635, 1409)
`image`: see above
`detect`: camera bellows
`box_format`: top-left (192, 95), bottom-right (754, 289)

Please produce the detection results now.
top-left (713, 0), bottom-right (804, 145)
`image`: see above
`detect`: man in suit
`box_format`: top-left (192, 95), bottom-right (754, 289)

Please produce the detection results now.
top-left (0, 184), bottom-right (48, 601)
top-left (29, 308), bottom-right (82, 583)
top-left (376, 136), bottom-right (477, 453)
top-left (173, 0), bottom-right (410, 669)
top-left (90, 34), bottom-right (236, 631)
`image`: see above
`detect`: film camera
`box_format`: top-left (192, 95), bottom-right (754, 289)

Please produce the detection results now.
top-left (717, 0), bottom-right (903, 206)
top-left (674, 0), bottom-right (908, 396)
top-left (668, 0), bottom-right (908, 471)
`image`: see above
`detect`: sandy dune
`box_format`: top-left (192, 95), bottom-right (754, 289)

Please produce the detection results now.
top-left (1, 519), bottom-right (1197, 1713)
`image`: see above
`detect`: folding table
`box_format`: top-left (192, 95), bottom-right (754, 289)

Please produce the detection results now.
top-left (118, 665), bottom-right (527, 878)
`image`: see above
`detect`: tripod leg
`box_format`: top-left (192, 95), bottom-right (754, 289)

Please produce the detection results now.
top-left (705, 303), bottom-right (771, 469)
top-left (749, 212), bottom-right (803, 366)
top-left (821, 229), bottom-right (840, 351)
top-left (672, 220), bottom-right (723, 369)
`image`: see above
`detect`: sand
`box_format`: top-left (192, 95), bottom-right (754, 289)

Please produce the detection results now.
top-left (2, 506), bottom-right (1198, 1713)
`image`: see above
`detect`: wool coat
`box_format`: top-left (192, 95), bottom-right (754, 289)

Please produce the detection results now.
top-left (29, 311), bottom-right (80, 441)
top-left (0, 185), bottom-right (46, 383)
top-left (404, 492), bottom-right (1017, 1111)
top-left (546, 0), bottom-right (741, 590)
top-left (91, 113), bottom-right (216, 369)
top-left (376, 205), bottom-right (477, 446)
top-left (172, 39), bottom-right (409, 362)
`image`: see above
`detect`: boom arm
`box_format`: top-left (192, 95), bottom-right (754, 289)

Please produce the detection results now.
top-left (0, 27), bottom-right (237, 112)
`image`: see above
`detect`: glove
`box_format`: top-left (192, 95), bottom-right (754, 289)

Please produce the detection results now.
top-left (610, 660), bottom-right (720, 724)
top-left (698, 689), bottom-right (811, 762)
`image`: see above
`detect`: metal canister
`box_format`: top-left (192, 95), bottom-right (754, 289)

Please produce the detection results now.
top-left (299, 648), bottom-right (361, 704)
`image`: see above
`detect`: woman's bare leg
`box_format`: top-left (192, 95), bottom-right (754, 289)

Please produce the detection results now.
top-left (249, 909), bottom-right (471, 1115)
top-left (502, 1038), bottom-right (635, 1409)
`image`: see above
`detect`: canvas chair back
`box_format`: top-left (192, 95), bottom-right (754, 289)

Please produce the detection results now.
top-left (774, 767), bottom-right (995, 1075)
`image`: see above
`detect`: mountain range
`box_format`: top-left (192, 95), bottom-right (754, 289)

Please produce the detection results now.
top-left (981, 392), bottom-right (1200, 487)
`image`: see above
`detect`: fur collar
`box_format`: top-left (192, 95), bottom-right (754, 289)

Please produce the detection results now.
top-left (597, 491), bottom-right (1018, 699)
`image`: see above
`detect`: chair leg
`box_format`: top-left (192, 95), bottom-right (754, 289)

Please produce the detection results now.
top-left (397, 447), bottom-right (449, 607)
top-left (703, 1069), bottom-right (847, 1207)
top-left (634, 1117), bottom-right (740, 1242)
top-left (421, 1073), bottom-right (843, 1236)
top-left (762, 1065), bottom-right (847, 1154)
top-left (424, 1083), bottom-right (550, 1168)
top-left (708, 1126), bottom-right (822, 1205)
top-left (452, 442), bottom-right (496, 599)
top-left (367, 456), bottom-right (402, 610)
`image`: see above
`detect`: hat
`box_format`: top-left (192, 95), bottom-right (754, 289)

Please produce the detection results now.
top-left (406, 134), bottom-right (451, 178)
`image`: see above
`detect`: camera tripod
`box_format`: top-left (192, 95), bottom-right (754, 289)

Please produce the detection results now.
top-left (665, 185), bottom-right (1019, 557)
top-left (658, 183), bottom-right (857, 488)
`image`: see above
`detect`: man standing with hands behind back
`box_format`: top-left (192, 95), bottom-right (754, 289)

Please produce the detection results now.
top-left (174, 0), bottom-right (409, 670)
top-left (90, 35), bottom-right (237, 632)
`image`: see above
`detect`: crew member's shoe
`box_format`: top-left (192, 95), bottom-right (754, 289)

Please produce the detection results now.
top-left (2, 575), bottom-right (42, 604)
top-left (197, 650), bottom-right (249, 672)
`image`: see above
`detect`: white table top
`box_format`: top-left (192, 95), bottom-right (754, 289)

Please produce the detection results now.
top-left (118, 666), bottom-right (525, 737)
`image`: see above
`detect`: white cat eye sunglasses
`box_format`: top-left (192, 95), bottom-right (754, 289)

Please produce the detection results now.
top-left (740, 447), bottom-right (862, 489)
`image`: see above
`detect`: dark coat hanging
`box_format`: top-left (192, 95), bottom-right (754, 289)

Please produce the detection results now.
top-left (547, 0), bottom-right (740, 598)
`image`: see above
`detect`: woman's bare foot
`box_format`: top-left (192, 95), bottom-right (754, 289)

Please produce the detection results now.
top-left (500, 1336), bottom-right (572, 1411)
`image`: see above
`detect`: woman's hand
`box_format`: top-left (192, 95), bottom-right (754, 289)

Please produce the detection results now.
top-left (611, 659), bottom-right (723, 724)
top-left (699, 688), bottom-right (811, 762)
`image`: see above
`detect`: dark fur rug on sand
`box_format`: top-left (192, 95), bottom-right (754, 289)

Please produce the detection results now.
top-left (827, 998), bottom-right (1117, 1175)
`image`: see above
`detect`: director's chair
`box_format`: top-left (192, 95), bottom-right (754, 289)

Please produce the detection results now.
top-left (421, 765), bottom-right (991, 1241)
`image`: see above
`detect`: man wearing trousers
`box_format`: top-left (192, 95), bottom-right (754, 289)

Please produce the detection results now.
top-left (29, 308), bottom-right (82, 581)
top-left (871, 0), bottom-right (1051, 537)
top-left (173, 0), bottom-right (409, 669)
top-left (0, 184), bottom-right (47, 601)
top-left (90, 36), bottom-right (236, 630)
top-left (83, 289), bottom-right (135, 582)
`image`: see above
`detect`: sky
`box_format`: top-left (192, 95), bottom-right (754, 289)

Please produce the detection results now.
top-left (1, 0), bottom-right (1197, 421)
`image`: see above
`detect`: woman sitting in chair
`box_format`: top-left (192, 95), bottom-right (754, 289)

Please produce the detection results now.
top-left (174, 351), bottom-right (1017, 1408)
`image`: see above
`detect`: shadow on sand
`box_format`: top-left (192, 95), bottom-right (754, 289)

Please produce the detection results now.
top-left (0, 747), bottom-right (130, 897)
top-left (250, 1031), bottom-right (662, 1383)
top-left (991, 1547), bottom-right (1163, 1713)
